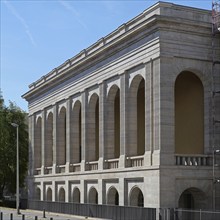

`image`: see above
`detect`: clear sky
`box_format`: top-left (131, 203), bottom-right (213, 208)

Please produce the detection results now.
top-left (1, 0), bottom-right (212, 111)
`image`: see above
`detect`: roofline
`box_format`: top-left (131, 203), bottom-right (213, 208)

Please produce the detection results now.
top-left (22, 1), bottom-right (211, 100)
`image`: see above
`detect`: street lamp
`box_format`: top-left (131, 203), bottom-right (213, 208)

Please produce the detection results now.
top-left (212, 147), bottom-right (220, 211)
top-left (11, 122), bottom-right (20, 215)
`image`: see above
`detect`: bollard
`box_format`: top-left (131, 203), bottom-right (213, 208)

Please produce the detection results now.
top-left (22, 214), bottom-right (25, 220)
top-left (50, 218), bottom-right (53, 220)
top-left (10, 213), bottom-right (13, 220)
top-left (43, 209), bottom-right (46, 218)
top-left (35, 216), bottom-right (38, 220)
top-left (0, 212), bottom-right (2, 220)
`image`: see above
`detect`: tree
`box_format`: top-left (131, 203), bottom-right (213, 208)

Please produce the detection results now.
top-left (0, 97), bottom-right (28, 199)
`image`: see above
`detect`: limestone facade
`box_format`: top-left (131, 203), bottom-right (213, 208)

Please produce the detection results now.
top-left (23, 2), bottom-right (220, 209)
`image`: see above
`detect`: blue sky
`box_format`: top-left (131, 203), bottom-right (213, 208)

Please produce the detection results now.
top-left (1, 0), bottom-right (212, 111)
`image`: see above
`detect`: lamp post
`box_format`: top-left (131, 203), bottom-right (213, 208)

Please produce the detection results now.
top-left (11, 123), bottom-right (20, 214)
top-left (213, 148), bottom-right (220, 211)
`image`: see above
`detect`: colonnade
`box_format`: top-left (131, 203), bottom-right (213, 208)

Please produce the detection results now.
top-left (36, 183), bottom-right (144, 207)
top-left (31, 72), bottom-right (147, 175)
top-left (30, 70), bottom-right (205, 175)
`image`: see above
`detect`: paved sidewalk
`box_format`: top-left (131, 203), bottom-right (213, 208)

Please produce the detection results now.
top-left (0, 207), bottom-right (107, 220)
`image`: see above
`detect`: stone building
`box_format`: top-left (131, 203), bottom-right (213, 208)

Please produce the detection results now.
top-left (23, 2), bottom-right (220, 210)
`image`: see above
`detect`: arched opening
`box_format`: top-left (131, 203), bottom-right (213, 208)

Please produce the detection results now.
top-left (58, 188), bottom-right (65, 202)
top-left (72, 187), bottom-right (80, 203)
top-left (57, 107), bottom-right (66, 165)
top-left (35, 188), bottom-right (41, 200)
top-left (178, 188), bottom-right (207, 210)
top-left (70, 101), bottom-right (82, 164)
top-left (46, 188), bottom-right (52, 201)
top-left (88, 187), bottom-right (98, 204)
top-left (128, 76), bottom-right (145, 156)
top-left (88, 94), bottom-right (99, 162)
top-left (45, 112), bottom-right (53, 167)
top-left (129, 187), bottom-right (144, 207)
top-left (107, 187), bottom-right (119, 205)
top-left (34, 117), bottom-right (42, 169)
top-left (106, 85), bottom-right (120, 159)
top-left (137, 79), bottom-right (145, 155)
top-left (175, 71), bottom-right (204, 154)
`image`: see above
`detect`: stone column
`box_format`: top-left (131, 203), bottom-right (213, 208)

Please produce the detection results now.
top-left (81, 91), bottom-right (88, 171)
top-left (119, 73), bottom-right (128, 168)
top-left (144, 60), bottom-right (153, 166)
top-left (65, 180), bottom-right (69, 202)
top-left (159, 57), bottom-right (176, 165)
top-left (152, 58), bottom-right (161, 166)
top-left (65, 98), bottom-right (71, 173)
top-left (52, 181), bottom-right (56, 202)
top-left (98, 82), bottom-right (106, 170)
top-left (98, 179), bottom-right (103, 204)
top-left (40, 182), bottom-right (43, 201)
top-left (41, 109), bottom-right (46, 174)
top-left (52, 104), bottom-right (57, 174)
top-left (119, 178), bottom-right (125, 206)
top-left (81, 180), bottom-right (86, 203)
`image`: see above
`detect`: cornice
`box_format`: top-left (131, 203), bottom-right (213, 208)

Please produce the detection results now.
top-left (22, 1), bottom-right (211, 101)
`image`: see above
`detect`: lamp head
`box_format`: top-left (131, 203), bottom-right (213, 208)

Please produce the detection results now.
top-left (11, 123), bottom-right (19, 127)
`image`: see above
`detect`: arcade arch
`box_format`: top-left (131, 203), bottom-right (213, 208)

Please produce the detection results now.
top-left (107, 187), bottom-right (119, 205)
top-left (175, 71), bottom-right (204, 154)
top-left (57, 107), bottom-right (66, 165)
top-left (88, 187), bottom-right (98, 204)
top-left (58, 187), bottom-right (65, 202)
top-left (128, 75), bottom-right (145, 157)
top-left (70, 101), bottom-right (82, 164)
top-left (72, 187), bottom-right (80, 203)
top-left (106, 85), bottom-right (120, 159)
top-left (129, 186), bottom-right (144, 207)
top-left (46, 187), bottom-right (52, 201)
top-left (34, 117), bottom-right (42, 169)
top-left (88, 93), bottom-right (99, 162)
top-left (178, 187), bottom-right (207, 210)
top-left (45, 112), bottom-right (53, 167)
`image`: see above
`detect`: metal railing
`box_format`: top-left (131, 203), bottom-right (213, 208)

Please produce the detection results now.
top-left (160, 208), bottom-right (220, 220)
top-left (28, 200), bottom-right (156, 220)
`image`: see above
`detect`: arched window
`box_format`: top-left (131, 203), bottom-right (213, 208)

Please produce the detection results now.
top-left (88, 187), bottom-right (98, 204)
top-left (34, 117), bottom-right (42, 169)
top-left (88, 94), bottom-right (99, 162)
top-left (45, 112), bottom-right (53, 167)
top-left (70, 101), bottom-right (82, 164)
top-left (106, 85), bottom-right (120, 159)
top-left (178, 187), bottom-right (206, 210)
top-left (46, 188), bottom-right (52, 201)
top-left (129, 187), bottom-right (144, 207)
top-left (35, 187), bottom-right (41, 200)
top-left (107, 187), bottom-right (119, 205)
top-left (58, 188), bottom-right (65, 202)
top-left (137, 79), bottom-right (145, 155)
top-left (175, 72), bottom-right (204, 154)
top-left (72, 187), bottom-right (80, 203)
top-left (128, 75), bottom-right (145, 156)
top-left (57, 107), bottom-right (66, 165)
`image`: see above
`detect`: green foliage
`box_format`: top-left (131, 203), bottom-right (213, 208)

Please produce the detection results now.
top-left (0, 98), bottom-right (28, 199)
